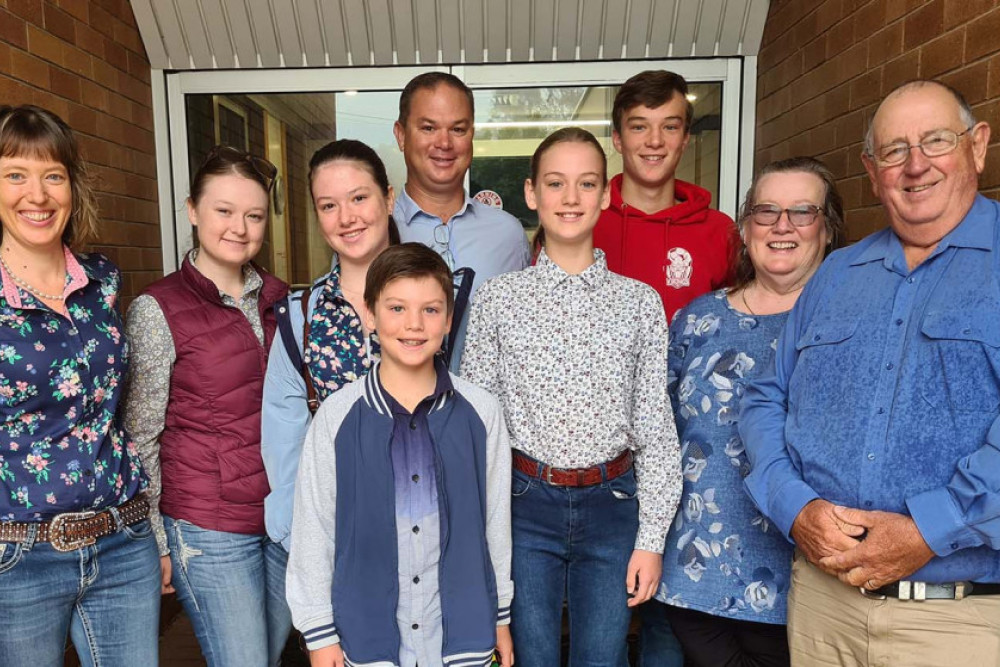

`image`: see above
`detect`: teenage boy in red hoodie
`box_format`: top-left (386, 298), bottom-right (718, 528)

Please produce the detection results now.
top-left (595, 70), bottom-right (736, 323)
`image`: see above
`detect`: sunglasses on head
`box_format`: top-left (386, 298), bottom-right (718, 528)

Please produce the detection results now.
top-left (204, 145), bottom-right (278, 192)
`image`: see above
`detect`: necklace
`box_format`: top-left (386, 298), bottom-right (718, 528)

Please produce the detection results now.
top-left (740, 284), bottom-right (755, 315)
top-left (0, 253), bottom-right (65, 301)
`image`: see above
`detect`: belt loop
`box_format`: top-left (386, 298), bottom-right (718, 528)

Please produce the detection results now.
top-left (23, 524), bottom-right (37, 552)
top-left (107, 505), bottom-right (124, 532)
top-left (600, 461), bottom-right (609, 483)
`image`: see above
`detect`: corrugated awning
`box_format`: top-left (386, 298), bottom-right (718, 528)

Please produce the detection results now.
top-left (130, 0), bottom-right (770, 70)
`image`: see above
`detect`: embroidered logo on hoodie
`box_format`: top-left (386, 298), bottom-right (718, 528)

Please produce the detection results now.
top-left (666, 247), bottom-right (693, 288)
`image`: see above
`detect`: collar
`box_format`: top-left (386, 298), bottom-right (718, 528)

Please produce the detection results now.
top-left (396, 186), bottom-right (473, 226)
top-left (850, 194), bottom-right (994, 270)
top-left (364, 357), bottom-right (453, 416)
top-left (187, 249), bottom-right (263, 300)
top-left (0, 246), bottom-right (88, 309)
top-left (535, 248), bottom-right (610, 293)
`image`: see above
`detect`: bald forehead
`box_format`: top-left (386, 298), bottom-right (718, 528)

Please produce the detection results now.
top-left (870, 83), bottom-right (965, 143)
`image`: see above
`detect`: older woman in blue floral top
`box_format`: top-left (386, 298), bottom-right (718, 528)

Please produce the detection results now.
top-left (647, 157), bottom-right (845, 667)
top-left (0, 106), bottom-right (157, 666)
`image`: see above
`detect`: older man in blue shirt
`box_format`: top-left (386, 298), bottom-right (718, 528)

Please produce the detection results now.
top-left (741, 79), bottom-right (1000, 665)
top-left (393, 73), bottom-right (531, 370)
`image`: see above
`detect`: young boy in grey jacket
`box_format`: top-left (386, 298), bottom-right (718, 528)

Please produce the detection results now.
top-left (286, 243), bottom-right (514, 667)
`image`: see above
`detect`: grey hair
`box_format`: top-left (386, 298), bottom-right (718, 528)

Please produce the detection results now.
top-left (863, 80), bottom-right (977, 156)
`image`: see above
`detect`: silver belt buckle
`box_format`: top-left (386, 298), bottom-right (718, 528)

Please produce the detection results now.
top-left (859, 586), bottom-right (887, 600)
top-left (49, 511), bottom-right (97, 552)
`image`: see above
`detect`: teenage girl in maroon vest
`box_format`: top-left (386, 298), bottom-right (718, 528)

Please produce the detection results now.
top-left (123, 147), bottom-right (290, 667)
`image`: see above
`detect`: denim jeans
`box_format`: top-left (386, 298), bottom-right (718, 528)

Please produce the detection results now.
top-left (509, 462), bottom-right (639, 667)
top-left (164, 516), bottom-right (292, 667)
top-left (0, 518), bottom-right (160, 667)
top-left (637, 599), bottom-right (686, 667)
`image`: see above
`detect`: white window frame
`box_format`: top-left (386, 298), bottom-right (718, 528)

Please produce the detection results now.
top-left (153, 59), bottom-right (756, 272)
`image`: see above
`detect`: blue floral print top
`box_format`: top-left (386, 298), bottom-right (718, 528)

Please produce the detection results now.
top-left (0, 249), bottom-right (145, 521)
top-left (656, 289), bottom-right (792, 625)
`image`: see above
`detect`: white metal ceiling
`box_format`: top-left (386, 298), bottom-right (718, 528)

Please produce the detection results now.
top-left (130, 0), bottom-right (770, 70)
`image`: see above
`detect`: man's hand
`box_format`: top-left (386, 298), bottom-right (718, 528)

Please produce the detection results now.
top-left (495, 625), bottom-right (514, 666)
top-left (790, 499), bottom-right (866, 570)
top-left (818, 507), bottom-right (935, 589)
top-left (309, 643), bottom-right (345, 667)
top-left (626, 549), bottom-right (662, 607)
top-left (159, 555), bottom-right (175, 595)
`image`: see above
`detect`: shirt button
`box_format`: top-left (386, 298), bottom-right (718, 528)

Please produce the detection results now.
top-left (412, 623), bottom-right (419, 630)
top-left (877, 407), bottom-right (885, 414)
top-left (413, 576), bottom-right (420, 584)
top-left (409, 421), bottom-right (417, 430)
top-left (895, 319), bottom-right (903, 326)
top-left (867, 453), bottom-right (875, 461)
top-left (814, 334), bottom-right (822, 341)
top-left (412, 474), bottom-right (420, 483)
top-left (907, 277), bottom-right (914, 284)
top-left (885, 362), bottom-right (894, 370)
top-left (412, 525), bottom-right (420, 534)
top-left (864, 500), bottom-right (873, 507)
top-left (951, 542), bottom-right (960, 550)
top-left (963, 328), bottom-right (972, 335)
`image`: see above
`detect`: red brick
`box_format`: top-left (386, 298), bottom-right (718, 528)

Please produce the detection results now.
top-left (853, 0), bottom-right (885, 41)
top-left (42, 3), bottom-right (75, 43)
top-left (882, 50), bottom-right (920, 93)
top-left (0, 42), bottom-right (10, 73)
top-left (850, 67), bottom-right (883, 109)
top-left (903, 0), bottom-right (944, 50)
top-left (104, 39), bottom-right (127, 71)
top-left (117, 70), bottom-right (149, 105)
top-left (966, 7), bottom-right (1000, 62)
top-left (0, 75), bottom-right (34, 106)
top-left (7, 0), bottom-right (41, 25)
top-left (56, 0), bottom-right (88, 23)
top-left (89, 3), bottom-right (114, 38)
top-left (47, 64), bottom-right (80, 101)
top-left (920, 27), bottom-right (965, 78)
top-left (885, 0), bottom-right (925, 23)
top-left (826, 17), bottom-right (855, 59)
top-left (980, 147), bottom-right (1000, 189)
top-left (92, 58), bottom-right (117, 88)
top-left (868, 22), bottom-right (903, 67)
top-left (126, 49), bottom-right (150, 84)
top-left (944, 0), bottom-right (997, 29)
top-left (0, 9), bottom-right (29, 50)
top-left (10, 49), bottom-right (49, 88)
top-left (839, 175), bottom-right (864, 209)
top-left (113, 20), bottom-right (143, 55)
top-left (941, 60), bottom-right (991, 104)
top-left (80, 80), bottom-right (109, 112)
top-left (59, 42), bottom-right (92, 77)
top-left (815, 0), bottom-right (847, 34)
top-left (988, 53), bottom-right (1000, 98)
top-left (75, 22), bottom-right (104, 57)
top-left (26, 23), bottom-right (62, 64)
top-left (973, 98), bottom-right (1000, 134)
top-left (29, 89), bottom-right (69, 119)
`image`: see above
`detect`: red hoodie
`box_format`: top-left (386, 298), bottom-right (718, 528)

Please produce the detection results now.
top-left (594, 174), bottom-right (737, 322)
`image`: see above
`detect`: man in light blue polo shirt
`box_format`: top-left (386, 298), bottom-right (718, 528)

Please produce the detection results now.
top-left (393, 72), bottom-right (531, 369)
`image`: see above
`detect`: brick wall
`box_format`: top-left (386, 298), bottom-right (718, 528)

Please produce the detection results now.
top-left (0, 0), bottom-right (159, 302)
top-left (756, 0), bottom-right (1000, 241)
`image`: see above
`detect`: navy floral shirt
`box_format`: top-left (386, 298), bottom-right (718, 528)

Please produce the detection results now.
top-left (657, 290), bottom-right (792, 624)
top-left (0, 249), bottom-right (145, 521)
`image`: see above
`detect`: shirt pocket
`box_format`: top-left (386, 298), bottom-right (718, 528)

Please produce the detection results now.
top-left (789, 317), bottom-right (860, 412)
top-left (919, 310), bottom-right (1000, 413)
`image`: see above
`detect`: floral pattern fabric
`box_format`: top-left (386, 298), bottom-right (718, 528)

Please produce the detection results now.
top-left (657, 290), bottom-right (792, 624)
top-left (304, 261), bottom-right (380, 401)
top-left (0, 251), bottom-right (145, 521)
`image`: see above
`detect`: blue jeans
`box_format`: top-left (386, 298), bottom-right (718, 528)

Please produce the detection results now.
top-left (510, 461), bottom-right (639, 667)
top-left (0, 518), bottom-right (160, 667)
top-left (637, 599), bottom-right (686, 666)
top-left (164, 516), bottom-right (292, 667)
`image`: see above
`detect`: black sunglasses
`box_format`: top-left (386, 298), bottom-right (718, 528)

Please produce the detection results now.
top-left (204, 145), bottom-right (278, 192)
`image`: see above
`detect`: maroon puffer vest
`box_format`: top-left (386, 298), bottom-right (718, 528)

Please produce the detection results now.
top-left (143, 256), bottom-right (288, 534)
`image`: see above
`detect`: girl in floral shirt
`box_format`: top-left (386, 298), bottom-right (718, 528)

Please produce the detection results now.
top-left (0, 105), bottom-right (157, 666)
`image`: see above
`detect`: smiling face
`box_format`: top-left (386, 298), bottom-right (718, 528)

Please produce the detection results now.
top-left (312, 160), bottom-right (394, 266)
top-left (525, 140), bottom-right (610, 249)
top-left (365, 275), bottom-right (451, 373)
top-left (0, 155), bottom-right (73, 254)
top-left (393, 83), bottom-right (474, 200)
top-left (187, 172), bottom-right (268, 270)
top-left (612, 93), bottom-right (691, 192)
top-left (862, 83), bottom-right (989, 247)
top-left (744, 170), bottom-right (829, 289)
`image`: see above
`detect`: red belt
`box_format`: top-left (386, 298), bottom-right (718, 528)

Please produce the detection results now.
top-left (512, 449), bottom-right (633, 487)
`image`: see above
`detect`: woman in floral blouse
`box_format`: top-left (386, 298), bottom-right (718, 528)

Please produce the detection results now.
top-left (124, 146), bottom-right (289, 666)
top-left (461, 127), bottom-right (682, 666)
top-left (650, 157), bottom-right (845, 666)
top-left (0, 105), bottom-right (158, 665)
top-left (261, 139), bottom-right (399, 554)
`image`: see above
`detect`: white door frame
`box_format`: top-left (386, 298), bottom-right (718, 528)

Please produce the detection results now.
top-left (153, 59), bottom-right (756, 271)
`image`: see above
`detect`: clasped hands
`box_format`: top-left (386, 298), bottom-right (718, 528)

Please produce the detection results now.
top-left (790, 499), bottom-right (935, 590)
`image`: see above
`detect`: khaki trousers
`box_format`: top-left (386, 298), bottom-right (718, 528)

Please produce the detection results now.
top-left (787, 551), bottom-right (1000, 666)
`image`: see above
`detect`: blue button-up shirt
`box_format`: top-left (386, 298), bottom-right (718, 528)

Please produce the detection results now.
top-left (394, 187), bottom-right (531, 371)
top-left (0, 251), bottom-right (145, 521)
top-left (384, 360), bottom-right (450, 667)
top-left (741, 195), bottom-right (1000, 584)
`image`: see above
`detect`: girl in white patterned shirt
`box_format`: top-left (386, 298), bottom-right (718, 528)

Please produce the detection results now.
top-left (461, 127), bottom-right (682, 667)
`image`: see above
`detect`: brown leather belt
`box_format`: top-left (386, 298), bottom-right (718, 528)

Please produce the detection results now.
top-left (0, 494), bottom-right (150, 552)
top-left (513, 449), bottom-right (633, 487)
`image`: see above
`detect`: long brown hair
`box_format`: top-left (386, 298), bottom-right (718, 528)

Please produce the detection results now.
top-left (0, 105), bottom-right (99, 250)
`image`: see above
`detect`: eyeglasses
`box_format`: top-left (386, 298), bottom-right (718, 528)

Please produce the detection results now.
top-left (204, 145), bottom-right (278, 192)
top-left (869, 127), bottom-right (972, 167)
top-left (749, 204), bottom-right (823, 227)
top-left (433, 223), bottom-right (456, 270)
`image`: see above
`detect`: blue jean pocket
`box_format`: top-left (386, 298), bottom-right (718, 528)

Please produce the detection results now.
top-left (122, 519), bottom-right (153, 541)
top-left (512, 470), bottom-right (534, 497)
top-left (0, 541), bottom-right (24, 575)
top-left (605, 467), bottom-right (638, 500)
